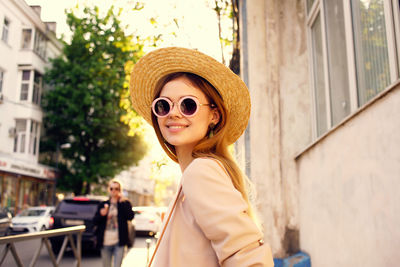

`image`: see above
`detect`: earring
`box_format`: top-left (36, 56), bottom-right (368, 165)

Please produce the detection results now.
top-left (208, 123), bottom-right (215, 138)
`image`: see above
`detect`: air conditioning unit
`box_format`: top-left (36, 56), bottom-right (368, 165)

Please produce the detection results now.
top-left (8, 127), bottom-right (16, 137)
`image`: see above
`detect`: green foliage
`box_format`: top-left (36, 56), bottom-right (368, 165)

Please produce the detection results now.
top-left (42, 6), bottom-right (147, 195)
top-left (212, 0), bottom-right (240, 73)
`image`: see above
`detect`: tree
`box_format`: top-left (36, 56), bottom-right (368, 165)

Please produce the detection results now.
top-left (213, 0), bottom-right (240, 74)
top-left (41, 6), bottom-right (146, 195)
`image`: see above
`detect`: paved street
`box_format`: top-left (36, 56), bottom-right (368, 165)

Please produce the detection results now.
top-left (0, 236), bottom-right (156, 267)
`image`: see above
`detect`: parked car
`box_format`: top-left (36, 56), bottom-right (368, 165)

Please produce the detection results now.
top-left (0, 208), bottom-right (12, 236)
top-left (132, 206), bottom-right (164, 236)
top-left (50, 196), bottom-right (107, 254)
top-left (50, 195), bottom-right (136, 254)
top-left (11, 206), bottom-right (54, 233)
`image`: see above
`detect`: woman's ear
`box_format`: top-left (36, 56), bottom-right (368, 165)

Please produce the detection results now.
top-left (211, 108), bottom-right (220, 125)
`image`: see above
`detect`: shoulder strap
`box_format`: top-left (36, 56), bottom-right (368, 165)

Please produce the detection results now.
top-left (147, 185), bottom-right (182, 267)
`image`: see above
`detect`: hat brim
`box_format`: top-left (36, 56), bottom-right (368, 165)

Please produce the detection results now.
top-left (129, 47), bottom-right (250, 145)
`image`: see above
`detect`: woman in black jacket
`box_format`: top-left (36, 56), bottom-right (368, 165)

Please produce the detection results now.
top-left (94, 179), bottom-right (134, 267)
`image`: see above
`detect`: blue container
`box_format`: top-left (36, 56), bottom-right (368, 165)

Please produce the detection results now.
top-left (273, 251), bottom-right (311, 267)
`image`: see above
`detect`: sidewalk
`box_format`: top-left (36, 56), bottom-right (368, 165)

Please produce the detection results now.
top-left (122, 239), bottom-right (156, 267)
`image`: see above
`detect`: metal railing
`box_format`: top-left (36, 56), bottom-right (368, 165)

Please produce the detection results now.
top-left (0, 225), bottom-right (85, 267)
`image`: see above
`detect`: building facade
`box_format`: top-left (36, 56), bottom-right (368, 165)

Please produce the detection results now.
top-left (240, 0), bottom-right (400, 266)
top-left (0, 0), bottom-right (62, 215)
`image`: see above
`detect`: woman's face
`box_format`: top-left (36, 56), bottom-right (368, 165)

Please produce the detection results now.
top-left (157, 76), bottom-right (219, 153)
top-left (108, 182), bottom-right (121, 198)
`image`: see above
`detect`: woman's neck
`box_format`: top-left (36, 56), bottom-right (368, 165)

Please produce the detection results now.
top-left (176, 146), bottom-right (194, 172)
top-left (110, 196), bottom-right (119, 203)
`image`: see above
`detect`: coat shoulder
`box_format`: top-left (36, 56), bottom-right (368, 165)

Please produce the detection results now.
top-left (185, 157), bottom-right (226, 175)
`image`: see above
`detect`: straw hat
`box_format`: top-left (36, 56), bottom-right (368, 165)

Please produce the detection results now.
top-left (129, 47), bottom-right (250, 145)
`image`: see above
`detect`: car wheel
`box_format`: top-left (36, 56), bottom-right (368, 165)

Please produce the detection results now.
top-left (40, 225), bottom-right (46, 231)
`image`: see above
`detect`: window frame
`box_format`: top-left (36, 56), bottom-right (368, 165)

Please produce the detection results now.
top-left (28, 120), bottom-right (40, 155)
top-left (306, 0), bottom-right (400, 139)
top-left (33, 29), bottom-right (47, 59)
top-left (32, 71), bottom-right (42, 105)
top-left (13, 119), bottom-right (40, 156)
top-left (0, 69), bottom-right (4, 93)
top-left (1, 17), bottom-right (10, 43)
top-left (21, 28), bottom-right (33, 50)
top-left (14, 119), bottom-right (27, 153)
top-left (19, 70), bottom-right (32, 101)
top-left (18, 68), bottom-right (43, 106)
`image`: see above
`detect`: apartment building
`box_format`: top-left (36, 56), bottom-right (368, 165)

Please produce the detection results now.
top-left (0, 0), bottom-right (62, 214)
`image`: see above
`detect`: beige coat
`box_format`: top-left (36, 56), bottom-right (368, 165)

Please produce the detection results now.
top-left (152, 158), bottom-right (274, 267)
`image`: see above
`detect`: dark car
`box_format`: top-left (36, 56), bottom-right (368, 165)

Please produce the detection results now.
top-left (50, 195), bottom-right (108, 253)
top-left (0, 208), bottom-right (12, 236)
top-left (50, 195), bottom-right (136, 254)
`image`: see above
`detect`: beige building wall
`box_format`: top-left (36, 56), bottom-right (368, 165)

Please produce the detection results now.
top-left (297, 85), bottom-right (400, 266)
top-left (242, 0), bottom-right (310, 257)
top-left (242, 0), bottom-right (399, 265)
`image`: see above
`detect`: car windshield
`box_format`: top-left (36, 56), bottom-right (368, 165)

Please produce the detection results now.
top-left (20, 210), bottom-right (45, 217)
top-left (58, 201), bottom-right (99, 215)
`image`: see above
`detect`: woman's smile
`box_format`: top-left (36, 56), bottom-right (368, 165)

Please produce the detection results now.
top-left (166, 123), bottom-right (189, 132)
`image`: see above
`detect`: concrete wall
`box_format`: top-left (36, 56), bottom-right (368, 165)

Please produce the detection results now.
top-left (243, 0), bottom-right (400, 264)
top-left (242, 0), bottom-right (310, 257)
top-left (297, 86), bottom-right (400, 266)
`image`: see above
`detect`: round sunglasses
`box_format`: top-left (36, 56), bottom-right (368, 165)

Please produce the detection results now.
top-left (151, 96), bottom-right (215, 118)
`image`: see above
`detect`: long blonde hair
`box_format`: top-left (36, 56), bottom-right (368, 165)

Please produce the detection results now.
top-left (151, 72), bottom-right (259, 225)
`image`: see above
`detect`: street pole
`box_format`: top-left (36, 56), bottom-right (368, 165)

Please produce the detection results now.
top-left (53, 141), bottom-right (60, 206)
top-left (146, 238), bottom-right (152, 265)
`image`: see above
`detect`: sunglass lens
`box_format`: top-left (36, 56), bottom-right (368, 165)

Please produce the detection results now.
top-left (181, 98), bottom-right (197, 116)
top-left (154, 99), bottom-right (170, 116)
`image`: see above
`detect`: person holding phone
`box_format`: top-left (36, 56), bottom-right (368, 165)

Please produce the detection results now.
top-left (94, 179), bottom-right (134, 267)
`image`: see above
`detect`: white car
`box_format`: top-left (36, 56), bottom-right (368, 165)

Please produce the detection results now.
top-left (11, 206), bottom-right (55, 233)
top-left (132, 206), bottom-right (164, 236)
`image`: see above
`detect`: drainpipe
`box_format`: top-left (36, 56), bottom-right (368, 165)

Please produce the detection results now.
top-left (239, 0), bottom-right (251, 178)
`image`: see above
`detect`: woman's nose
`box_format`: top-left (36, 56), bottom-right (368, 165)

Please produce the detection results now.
top-left (168, 103), bottom-right (181, 117)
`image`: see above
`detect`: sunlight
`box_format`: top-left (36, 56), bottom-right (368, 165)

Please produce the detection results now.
top-left (24, 0), bottom-right (230, 201)
top-left (25, 0), bottom-right (225, 61)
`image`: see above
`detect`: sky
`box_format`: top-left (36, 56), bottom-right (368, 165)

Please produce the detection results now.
top-left (24, 0), bottom-right (229, 61)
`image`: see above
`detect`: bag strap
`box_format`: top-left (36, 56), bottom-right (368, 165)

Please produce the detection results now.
top-left (147, 185), bottom-right (182, 267)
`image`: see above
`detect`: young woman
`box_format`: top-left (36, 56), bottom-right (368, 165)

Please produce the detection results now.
top-left (94, 179), bottom-right (134, 267)
top-left (130, 47), bottom-right (274, 267)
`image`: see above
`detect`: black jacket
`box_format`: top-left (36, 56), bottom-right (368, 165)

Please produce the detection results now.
top-left (93, 197), bottom-right (134, 248)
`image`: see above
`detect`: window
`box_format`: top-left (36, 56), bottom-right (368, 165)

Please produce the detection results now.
top-left (14, 119), bottom-right (27, 153)
top-left (13, 119), bottom-right (40, 155)
top-left (324, 0), bottom-right (350, 126)
top-left (307, 0), bottom-right (399, 137)
top-left (19, 70), bottom-right (43, 105)
top-left (351, 0), bottom-right (390, 106)
top-left (21, 29), bottom-right (32, 49)
top-left (20, 70), bottom-right (30, 101)
top-left (0, 70), bottom-right (4, 93)
top-left (33, 30), bottom-right (46, 58)
top-left (311, 14), bottom-right (327, 136)
top-left (32, 72), bottom-right (42, 105)
top-left (1, 18), bottom-right (9, 43)
top-left (29, 120), bottom-right (39, 155)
